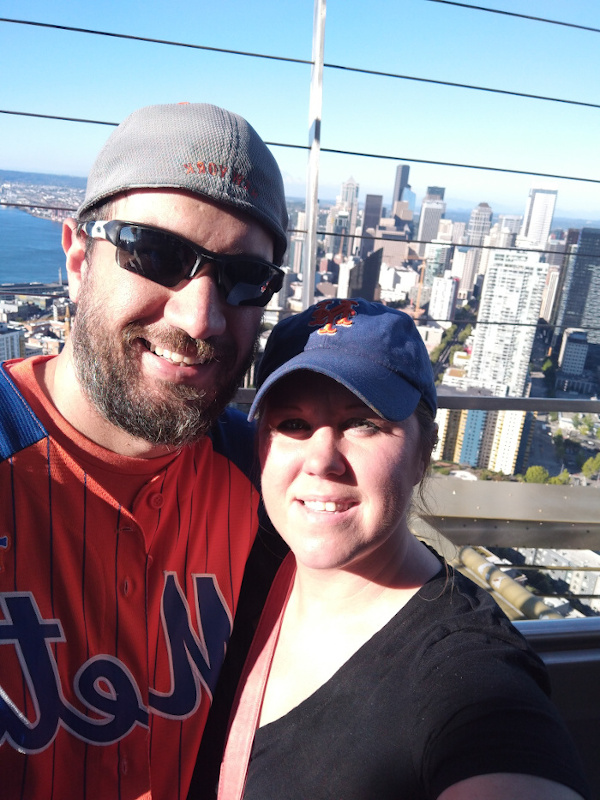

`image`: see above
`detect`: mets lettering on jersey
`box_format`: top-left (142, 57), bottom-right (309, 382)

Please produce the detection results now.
top-left (0, 572), bottom-right (230, 751)
top-left (0, 358), bottom-right (260, 800)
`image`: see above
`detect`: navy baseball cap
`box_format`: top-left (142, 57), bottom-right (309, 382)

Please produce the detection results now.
top-left (248, 298), bottom-right (437, 421)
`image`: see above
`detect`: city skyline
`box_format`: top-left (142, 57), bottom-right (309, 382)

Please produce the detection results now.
top-left (1, 1), bottom-right (599, 218)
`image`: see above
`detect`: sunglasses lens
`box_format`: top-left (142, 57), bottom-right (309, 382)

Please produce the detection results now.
top-left (219, 261), bottom-right (283, 307)
top-left (116, 226), bottom-right (196, 287)
top-left (107, 223), bottom-right (282, 305)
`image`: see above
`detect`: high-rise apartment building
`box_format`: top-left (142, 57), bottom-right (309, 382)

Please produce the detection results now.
top-left (468, 249), bottom-right (548, 397)
top-left (429, 274), bottom-right (459, 323)
top-left (519, 188), bottom-right (557, 248)
top-left (554, 228), bottom-right (600, 345)
top-left (392, 164), bottom-right (410, 206)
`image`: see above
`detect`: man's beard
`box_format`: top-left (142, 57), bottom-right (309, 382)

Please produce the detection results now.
top-left (70, 276), bottom-right (257, 448)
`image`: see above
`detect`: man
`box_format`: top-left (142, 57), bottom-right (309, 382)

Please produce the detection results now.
top-left (0, 103), bottom-right (288, 800)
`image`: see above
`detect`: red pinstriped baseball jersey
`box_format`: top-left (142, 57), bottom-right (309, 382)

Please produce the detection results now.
top-left (0, 356), bottom-right (260, 800)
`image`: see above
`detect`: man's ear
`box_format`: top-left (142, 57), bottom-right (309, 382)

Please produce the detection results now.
top-left (62, 217), bottom-right (87, 303)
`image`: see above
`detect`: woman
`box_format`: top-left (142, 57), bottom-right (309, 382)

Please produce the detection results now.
top-left (218, 299), bottom-right (589, 800)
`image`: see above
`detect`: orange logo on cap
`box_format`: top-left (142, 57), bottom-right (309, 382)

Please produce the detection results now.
top-left (309, 299), bottom-right (358, 335)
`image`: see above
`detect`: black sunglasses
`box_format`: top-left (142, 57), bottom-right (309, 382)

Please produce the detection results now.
top-left (79, 220), bottom-right (284, 307)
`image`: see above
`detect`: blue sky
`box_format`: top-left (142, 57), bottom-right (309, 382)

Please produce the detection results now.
top-left (1, 0), bottom-right (599, 219)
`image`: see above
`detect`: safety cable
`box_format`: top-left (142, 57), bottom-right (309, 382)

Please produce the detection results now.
top-left (0, 202), bottom-right (593, 260)
top-left (1, 110), bottom-right (598, 187)
top-left (424, 1), bottom-right (600, 35)
top-left (1, 18), bottom-right (598, 111)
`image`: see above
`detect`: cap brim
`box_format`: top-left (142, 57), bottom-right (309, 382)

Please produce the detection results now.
top-left (248, 349), bottom-right (422, 423)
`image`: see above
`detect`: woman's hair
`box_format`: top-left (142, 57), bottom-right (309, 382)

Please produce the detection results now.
top-left (412, 397), bottom-right (439, 511)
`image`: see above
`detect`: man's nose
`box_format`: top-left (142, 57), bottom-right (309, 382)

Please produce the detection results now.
top-left (163, 274), bottom-right (227, 341)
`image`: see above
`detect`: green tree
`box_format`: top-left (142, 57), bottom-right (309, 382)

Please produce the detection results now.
top-left (548, 411), bottom-right (558, 422)
top-left (548, 470), bottom-right (571, 485)
top-left (572, 413), bottom-right (582, 429)
top-left (581, 454), bottom-right (600, 480)
top-left (524, 465), bottom-right (550, 484)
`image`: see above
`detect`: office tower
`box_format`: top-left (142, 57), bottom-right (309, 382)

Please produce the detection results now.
top-left (359, 194), bottom-right (383, 259)
top-left (467, 202), bottom-right (493, 245)
top-left (416, 198), bottom-right (446, 256)
top-left (558, 330), bottom-right (588, 375)
top-left (287, 210), bottom-right (306, 274)
top-left (498, 214), bottom-right (522, 236)
top-left (462, 202), bottom-right (494, 289)
top-left (325, 178), bottom-right (359, 258)
top-left (468, 249), bottom-right (548, 397)
top-left (402, 185), bottom-right (416, 212)
top-left (554, 228), bottom-right (600, 344)
top-left (519, 188), bottom-right (557, 248)
top-left (337, 248), bottom-right (383, 301)
top-left (325, 208), bottom-right (351, 258)
top-left (429, 274), bottom-right (459, 322)
top-left (539, 265), bottom-right (561, 323)
top-left (477, 221), bottom-right (517, 280)
top-left (426, 186), bottom-right (445, 200)
top-left (0, 324), bottom-right (25, 362)
top-left (340, 176), bottom-right (359, 252)
top-left (423, 242), bottom-right (452, 286)
top-left (392, 164), bottom-right (410, 206)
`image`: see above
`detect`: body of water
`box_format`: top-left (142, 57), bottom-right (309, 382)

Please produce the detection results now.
top-left (0, 206), bottom-right (66, 285)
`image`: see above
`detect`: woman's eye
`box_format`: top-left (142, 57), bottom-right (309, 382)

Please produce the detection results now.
top-left (276, 418), bottom-right (309, 433)
top-left (345, 418), bottom-right (380, 433)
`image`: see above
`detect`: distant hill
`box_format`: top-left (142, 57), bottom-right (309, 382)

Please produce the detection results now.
top-left (0, 169), bottom-right (86, 190)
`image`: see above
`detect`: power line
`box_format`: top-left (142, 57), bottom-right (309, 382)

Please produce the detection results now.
top-left (424, 1), bottom-right (600, 35)
top-left (1, 18), bottom-right (599, 112)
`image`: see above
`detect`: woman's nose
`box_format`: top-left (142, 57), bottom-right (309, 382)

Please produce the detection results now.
top-left (302, 427), bottom-right (346, 477)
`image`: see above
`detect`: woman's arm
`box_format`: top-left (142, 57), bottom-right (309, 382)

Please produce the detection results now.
top-left (438, 772), bottom-right (586, 800)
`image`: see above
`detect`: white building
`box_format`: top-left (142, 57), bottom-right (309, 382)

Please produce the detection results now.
top-left (518, 187), bottom-right (557, 248)
top-left (429, 273), bottom-right (459, 323)
top-left (416, 199), bottom-right (446, 256)
top-left (468, 249), bottom-right (547, 397)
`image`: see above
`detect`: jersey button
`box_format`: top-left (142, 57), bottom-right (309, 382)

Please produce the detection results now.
top-left (149, 493), bottom-right (164, 509)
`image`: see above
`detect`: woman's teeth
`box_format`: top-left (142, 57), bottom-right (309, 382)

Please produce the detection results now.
top-left (303, 500), bottom-right (349, 513)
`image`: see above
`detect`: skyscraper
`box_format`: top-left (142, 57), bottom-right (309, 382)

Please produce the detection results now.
top-left (359, 194), bottom-right (383, 259)
top-left (519, 188), bottom-right (557, 248)
top-left (429, 274), bottom-right (459, 323)
top-left (325, 177), bottom-right (360, 258)
top-left (392, 164), bottom-right (410, 206)
top-left (463, 202), bottom-right (493, 290)
top-left (416, 198), bottom-right (446, 256)
top-left (468, 249), bottom-right (548, 397)
top-left (554, 228), bottom-right (600, 345)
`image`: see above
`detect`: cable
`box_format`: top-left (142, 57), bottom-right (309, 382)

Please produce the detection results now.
top-left (0, 18), bottom-right (311, 66)
top-left (2, 109), bottom-right (599, 187)
top-left (1, 18), bottom-right (598, 111)
top-left (424, 1), bottom-right (600, 35)
top-left (323, 63), bottom-right (600, 111)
